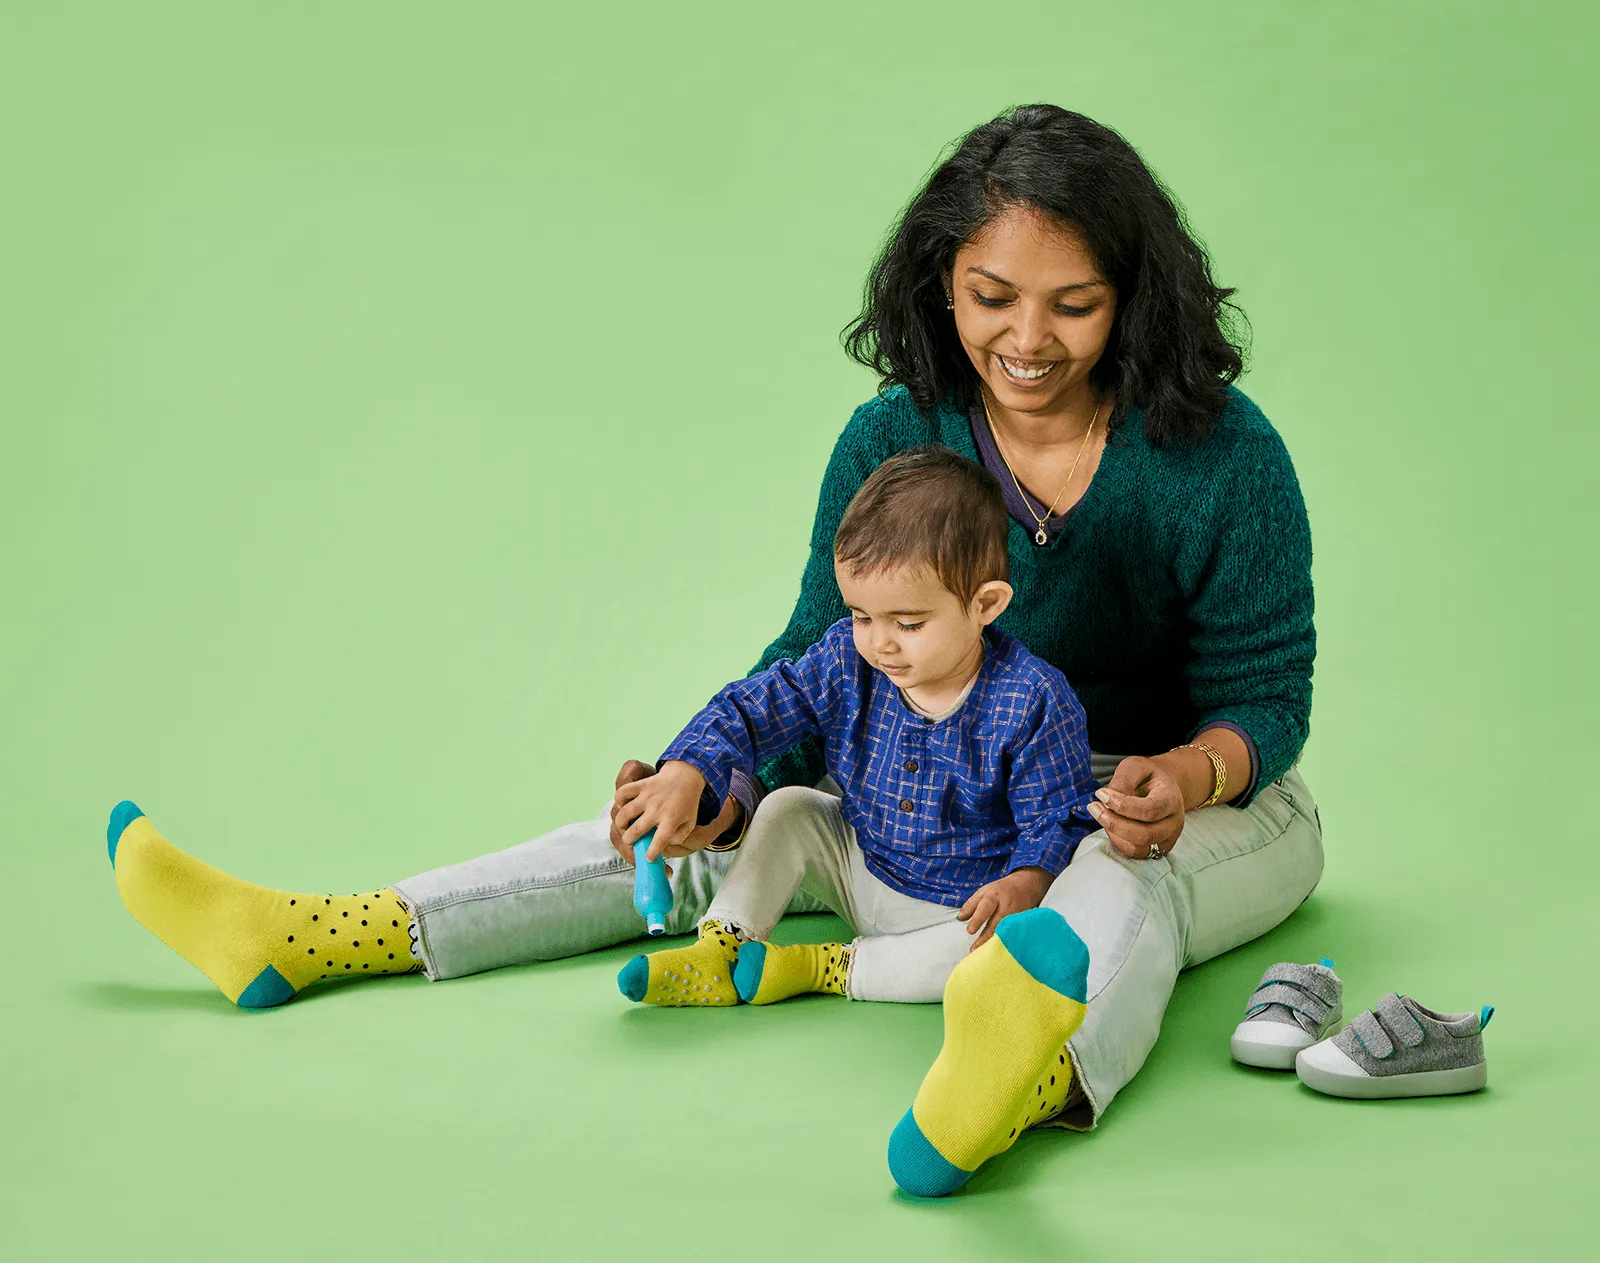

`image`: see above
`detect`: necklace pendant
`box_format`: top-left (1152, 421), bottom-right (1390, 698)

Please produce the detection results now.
top-left (1034, 527), bottom-right (1049, 546)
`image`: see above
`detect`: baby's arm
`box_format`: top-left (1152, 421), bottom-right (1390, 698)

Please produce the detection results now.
top-left (613, 624), bottom-right (852, 858)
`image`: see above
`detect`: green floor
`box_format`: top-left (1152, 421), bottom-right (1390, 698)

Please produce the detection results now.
top-left (2, 2), bottom-right (1594, 1258)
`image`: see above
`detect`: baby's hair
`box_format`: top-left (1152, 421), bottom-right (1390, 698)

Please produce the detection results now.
top-left (833, 445), bottom-right (1009, 604)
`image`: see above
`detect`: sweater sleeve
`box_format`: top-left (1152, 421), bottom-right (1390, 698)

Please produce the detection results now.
top-left (1180, 428), bottom-right (1316, 801)
top-left (748, 403), bottom-right (888, 794)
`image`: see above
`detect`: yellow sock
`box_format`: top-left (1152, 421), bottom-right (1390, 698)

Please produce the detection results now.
top-left (1019, 1043), bottom-right (1079, 1132)
top-left (887, 908), bottom-right (1090, 1197)
top-left (106, 801), bottom-right (418, 1008)
top-left (732, 940), bottom-right (850, 1004)
top-left (616, 919), bottom-right (744, 1006)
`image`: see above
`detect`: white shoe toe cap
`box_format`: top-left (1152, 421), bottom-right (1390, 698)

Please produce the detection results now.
top-left (1232, 1019), bottom-right (1315, 1050)
top-left (1296, 1038), bottom-right (1368, 1078)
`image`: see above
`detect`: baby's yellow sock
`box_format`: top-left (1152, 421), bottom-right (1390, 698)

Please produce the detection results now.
top-left (732, 940), bottom-right (850, 1004)
top-left (616, 919), bottom-right (744, 1006)
top-left (106, 801), bottom-right (418, 1008)
top-left (887, 908), bottom-right (1090, 1197)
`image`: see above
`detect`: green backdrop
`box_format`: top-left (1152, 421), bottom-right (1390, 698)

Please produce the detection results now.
top-left (2, 2), bottom-right (1594, 1258)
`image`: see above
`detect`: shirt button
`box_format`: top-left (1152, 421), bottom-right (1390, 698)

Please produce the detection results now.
top-left (903, 759), bottom-right (918, 773)
top-left (899, 798), bottom-right (914, 813)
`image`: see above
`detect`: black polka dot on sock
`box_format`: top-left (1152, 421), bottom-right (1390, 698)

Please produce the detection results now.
top-left (288, 935), bottom-right (294, 942)
top-left (377, 939), bottom-right (384, 946)
top-left (289, 899), bottom-right (296, 906)
top-left (392, 920), bottom-right (399, 927)
top-left (363, 904), bottom-right (369, 910)
top-left (362, 964), bottom-right (368, 969)
top-left (1009, 1128), bottom-right (1017, 1138)
top-left (312, 914), bottom-right (318, 921)
top-left (345, 964), bottom-right (351, 970)
top-left (325, 898), bottom-right (330, 905)
top-left (327, 961), bottom-right (333, 966)
top-left (1036, 1085), bottom-right (1042, 1095)
top-left (388, 953), bottom-right (394, 960)
top-left (330, 928), bottom-right (336, 935)
top-left (342, 911), bottom-right (348, 918)
top-left (307, 948), bottom-right (314, 954)
top-left (352, 941), bottom-right (359, 947)
top-left (361, 920), bottom-right (367, 926)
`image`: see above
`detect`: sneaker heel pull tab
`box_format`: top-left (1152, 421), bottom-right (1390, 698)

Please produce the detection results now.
top-left (1479, 1004), bottom-right (1494, 1032)
top-left (1319, 958), bottom-right (1336, 969)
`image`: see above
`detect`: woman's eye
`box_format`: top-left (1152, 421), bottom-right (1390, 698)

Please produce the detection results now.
top-left (1057, 303), bottom-right (1097, 317)
top-left (971, 293), bottom-right (1009, 308)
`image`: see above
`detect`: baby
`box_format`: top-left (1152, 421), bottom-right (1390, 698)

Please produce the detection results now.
top-left (613, 445), bottom-right (1100, 1009)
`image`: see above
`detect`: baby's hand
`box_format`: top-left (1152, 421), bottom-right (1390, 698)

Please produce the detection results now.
top-left (612, 761), bottom-right (708, 863)
top-left (957, 867), bottom-right (1053, 951)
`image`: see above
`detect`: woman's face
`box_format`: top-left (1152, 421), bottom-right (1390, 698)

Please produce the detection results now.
top-left (948, 204), bottom-right (1117, 416)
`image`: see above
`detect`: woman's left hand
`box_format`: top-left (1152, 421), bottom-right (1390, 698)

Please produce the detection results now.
top-left (1088, 755), bottom-right (1187, 859)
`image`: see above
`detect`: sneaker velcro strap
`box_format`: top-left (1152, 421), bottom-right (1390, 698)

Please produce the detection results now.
top-left (1245, 981), bottom-right (1332, 1023)
top-left (1256, 962), bottom-right (1339, 1009)
top-left (1375, 993), bottom-right (1426, 1048)
top-left (1349, 1010), bottom-right (1395, 1058)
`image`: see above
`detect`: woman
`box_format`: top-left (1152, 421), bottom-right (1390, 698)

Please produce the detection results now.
top-left (107, 104), bottom-right (1321, 1139)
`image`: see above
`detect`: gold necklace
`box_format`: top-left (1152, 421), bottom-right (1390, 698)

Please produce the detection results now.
top-left (982, 392), bottom-right (1103, 545)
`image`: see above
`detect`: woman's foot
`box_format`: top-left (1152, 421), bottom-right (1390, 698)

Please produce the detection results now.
top-left (616, 919), bottom-right (744, 1006)
top-left (106, 801), bottom-right (418, 1007)
top-left (733, 940), bottom-right (850, 1004)
top-left (887, 907), bottom-right (1090, 1196)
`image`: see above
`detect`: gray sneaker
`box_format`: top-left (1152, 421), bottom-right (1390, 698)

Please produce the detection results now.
top-left (1230, 958), bottom-right (1343, 1069)
top-left (1296, 993), bottom-right (1493, 1098)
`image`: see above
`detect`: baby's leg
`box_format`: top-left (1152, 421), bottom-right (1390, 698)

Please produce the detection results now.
top-left (619, 786), bottom-right (857, 1007)
top-left (737, 831), bottom-right (962, 1005)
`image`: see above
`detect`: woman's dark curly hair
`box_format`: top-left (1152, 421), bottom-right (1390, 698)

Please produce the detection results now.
top-left (843, 105), bottom-right (1247, 446)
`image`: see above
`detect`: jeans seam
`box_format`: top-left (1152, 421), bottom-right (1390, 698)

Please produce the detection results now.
top-left (410, 856), bottom-right (633, 917)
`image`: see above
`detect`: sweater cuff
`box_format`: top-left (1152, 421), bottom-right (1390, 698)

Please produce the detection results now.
top-left (1189, 719), bottom-right (1261, 808)
top-left (727, 768), bottom-right (765, 827)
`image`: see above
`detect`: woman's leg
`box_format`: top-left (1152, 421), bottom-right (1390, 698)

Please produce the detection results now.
top-left (105, 795), bottom-right (827, 1005)
top-left (1044, 766), bottom-right (1324, 1127)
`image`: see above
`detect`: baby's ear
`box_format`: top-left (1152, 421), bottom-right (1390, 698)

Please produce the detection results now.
top-left (972, 580), bottom-right (1014, 625)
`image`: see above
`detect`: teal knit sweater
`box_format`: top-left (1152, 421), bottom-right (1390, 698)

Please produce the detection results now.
top-left (750, 385), bottom-right (1314, 805)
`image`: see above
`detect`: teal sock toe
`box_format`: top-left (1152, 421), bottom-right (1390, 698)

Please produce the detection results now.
top-left (617, 955), bottom-right (649, 1002)
top-left (236, 964), bottom-right (297, 1009)
top-left (733, 940), bottom-right (767, 1003)
top-left (888, 1108), bottom-right (972, 1197)
top-left (107, 800), bottom-right (144, 865)
top-left (993, 907), bottom-right (1090, 1003)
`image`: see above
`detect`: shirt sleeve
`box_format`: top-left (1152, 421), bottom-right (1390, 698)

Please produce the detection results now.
top-left (661, 625), bottom-right (851, 823)
top-left (1179, 429), bottom-right (1315, 805)
top-left (1003, 683), bottom-right (1101, 876)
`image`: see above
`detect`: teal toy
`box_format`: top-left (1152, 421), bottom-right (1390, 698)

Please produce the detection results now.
top-left (632, 829), bottom-right (673, 935)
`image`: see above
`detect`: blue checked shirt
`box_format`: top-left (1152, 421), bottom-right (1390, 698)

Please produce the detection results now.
top-left (660, 619), bottom-right (1099, 907)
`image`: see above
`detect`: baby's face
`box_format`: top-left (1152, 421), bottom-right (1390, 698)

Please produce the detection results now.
top-left (834, 560), bottom-right (994, 696)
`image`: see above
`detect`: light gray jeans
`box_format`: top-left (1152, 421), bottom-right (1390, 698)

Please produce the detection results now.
top-left (393, 754), bottom-right (1323, 1126)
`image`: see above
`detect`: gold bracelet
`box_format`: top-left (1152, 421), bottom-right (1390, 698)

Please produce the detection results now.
top-left (703, 805), bottom-right (749, 852)
top-left (1178, 742), bottom-right (1227, 809)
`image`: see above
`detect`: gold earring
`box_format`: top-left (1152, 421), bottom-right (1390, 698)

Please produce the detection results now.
top-left (945, 294), bottom-right (954, 310)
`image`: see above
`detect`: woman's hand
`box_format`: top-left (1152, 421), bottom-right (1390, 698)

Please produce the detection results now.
top-left (957, 866), bottom-right (1053, 950)
top-left (608, 759), bottom-right (737, 866)
top-left (1088, 755), bottom-right (1188, 859)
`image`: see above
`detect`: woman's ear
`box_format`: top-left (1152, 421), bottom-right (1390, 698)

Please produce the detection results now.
top-left (970, 580), bottom-right (1014, 626)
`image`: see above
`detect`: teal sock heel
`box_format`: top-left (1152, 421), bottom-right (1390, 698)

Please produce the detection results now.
top-left (733, 941), bottom-right (767, 1003)
top-left (236, 964), bottom-right (297, 1009)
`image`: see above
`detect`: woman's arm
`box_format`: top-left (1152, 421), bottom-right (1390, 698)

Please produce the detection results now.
top-left (1090, 420), bottom-right (1314, 856)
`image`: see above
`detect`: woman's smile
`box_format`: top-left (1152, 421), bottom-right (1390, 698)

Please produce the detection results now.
top-left (994, 353), bottom-right (1061, 385)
